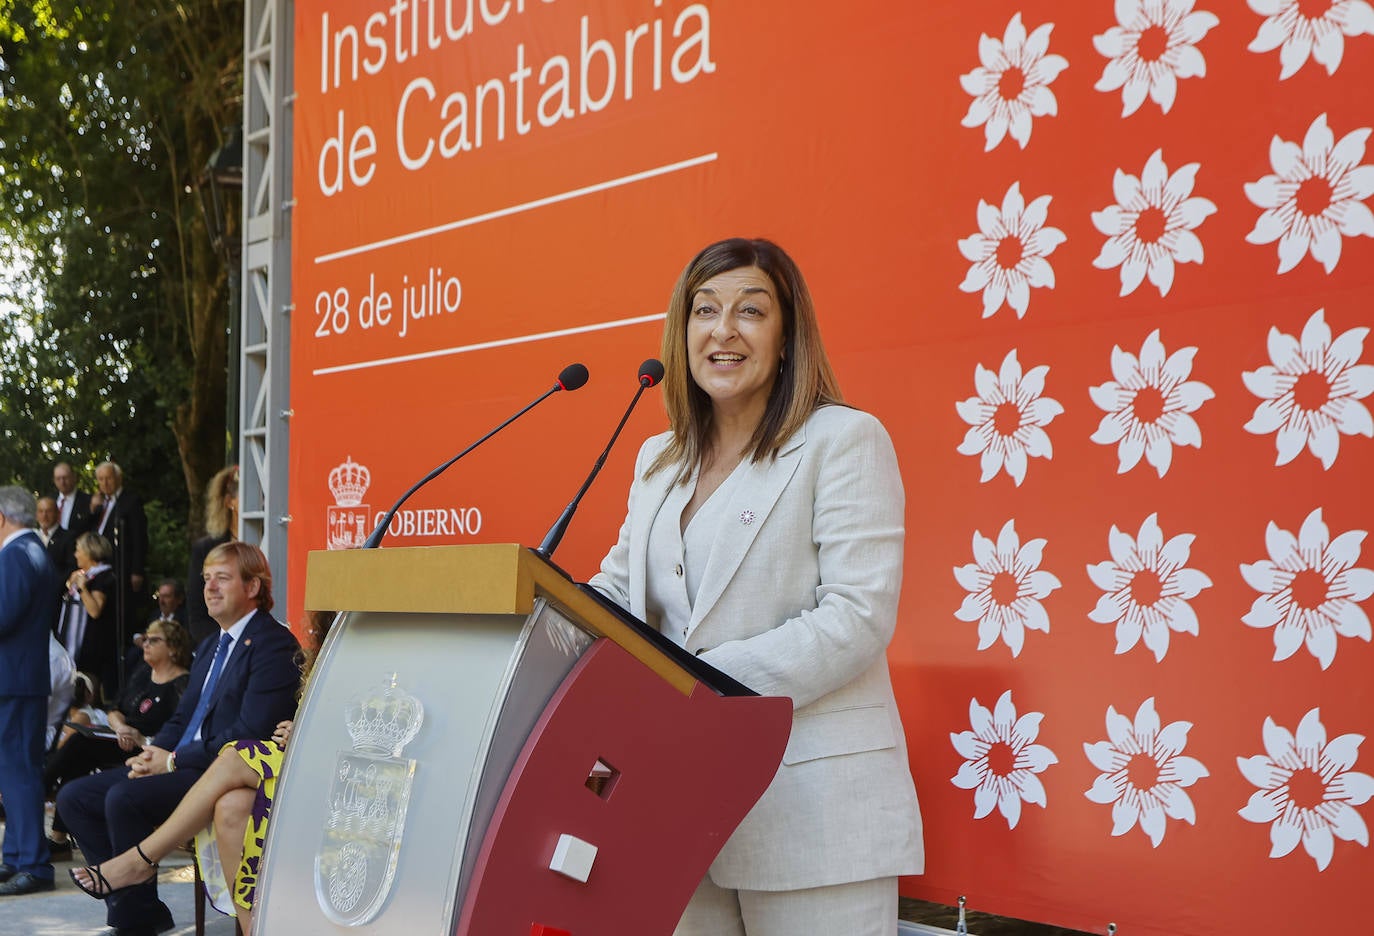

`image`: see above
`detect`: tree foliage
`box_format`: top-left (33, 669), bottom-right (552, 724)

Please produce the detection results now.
top-left (0, 0), bottom-right (243, 570)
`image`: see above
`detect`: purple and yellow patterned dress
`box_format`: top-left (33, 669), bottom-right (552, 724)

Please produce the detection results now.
top-left (193, 738), bottom-right (286, 915)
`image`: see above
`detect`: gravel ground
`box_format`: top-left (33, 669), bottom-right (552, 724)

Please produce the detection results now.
top-left (0, 848), bottom-right (239, 935)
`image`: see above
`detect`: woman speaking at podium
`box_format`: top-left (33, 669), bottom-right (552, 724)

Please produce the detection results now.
top-left (591, 238), bottom-right (923, 935)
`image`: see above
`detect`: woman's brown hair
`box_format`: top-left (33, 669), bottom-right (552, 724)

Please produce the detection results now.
top-left (204, 465), bottom-right (239, 538)
top-left (649, 237), bottom-right (844, 480)
top-left (146, 619), bottom-right (193, 670)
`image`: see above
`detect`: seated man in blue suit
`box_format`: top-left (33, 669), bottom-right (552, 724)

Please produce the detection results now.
top-left (58, 541), bottom-right (300, 936)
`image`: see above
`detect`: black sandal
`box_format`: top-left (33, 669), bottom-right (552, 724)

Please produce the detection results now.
top-left (135, 844), bottom-right (158, 870)
top-left (68, 864), bottom-right (113, 899)
top-left (68, 843), bottom-right (158, 899)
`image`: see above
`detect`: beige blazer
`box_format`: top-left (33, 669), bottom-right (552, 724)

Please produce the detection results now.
top-left (590, 405), bottom-right (924, 891)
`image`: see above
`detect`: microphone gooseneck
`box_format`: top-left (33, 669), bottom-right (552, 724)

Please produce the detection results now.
top-left (535, 358), bottom-right (664, 560)
top-left (361, 363), bottom-right (589, 549)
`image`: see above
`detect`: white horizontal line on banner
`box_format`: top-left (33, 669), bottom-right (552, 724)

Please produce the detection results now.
top-left (312, 152), bottom-right (719, 264)
top-left (311, 312), bottom-right (667, 376)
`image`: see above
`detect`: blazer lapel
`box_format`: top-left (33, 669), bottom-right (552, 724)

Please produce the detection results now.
top-left (689, 425), bottom-right (808, 628)
top-left (627, 468), bottom-right (676, 619)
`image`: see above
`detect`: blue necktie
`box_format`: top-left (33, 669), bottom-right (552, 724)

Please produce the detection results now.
top-left (176, 632), bottom-right (233, 751)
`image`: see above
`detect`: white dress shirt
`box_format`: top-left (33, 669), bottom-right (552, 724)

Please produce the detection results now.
top-left (190, 610), bottom-right (254, 742)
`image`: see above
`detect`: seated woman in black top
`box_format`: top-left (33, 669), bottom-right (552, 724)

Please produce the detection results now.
top-left (45, 618), bottom-right (192, 856)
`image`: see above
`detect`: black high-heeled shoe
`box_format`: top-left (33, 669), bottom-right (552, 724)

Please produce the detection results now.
top-left (68, 844), bottom-right (158, 898)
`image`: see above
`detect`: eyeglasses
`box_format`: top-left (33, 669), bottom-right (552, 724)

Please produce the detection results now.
top-left (144, 636), bottom-right (166, 645)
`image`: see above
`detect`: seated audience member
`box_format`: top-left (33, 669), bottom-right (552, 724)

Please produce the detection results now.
top-left (34, 646), bottom-right (73, 862)
top-left (56, 533), bottom-right (120, 702)
top-left (126, 579), bottom-right (188, 673)
top-left (46, 620), bottom-right (192, 860)
top-left (59, 673), bottom-right (110, 738)
top-left (73, 612), bottom-right (336, 936)
top-left (186, 466), bottom-right (238, 647)
top-left (56, 542), bottom-right (299, 936)
top-left (46, 633), bottom-right (77, 750)
top-left (150, 580), bottom-right (187, 628)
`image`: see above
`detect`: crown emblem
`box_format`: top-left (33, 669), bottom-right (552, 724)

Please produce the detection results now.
top-left (329, 456), bottom-right (371, 507)
top-left (343, 675), bottom-right (424, 757)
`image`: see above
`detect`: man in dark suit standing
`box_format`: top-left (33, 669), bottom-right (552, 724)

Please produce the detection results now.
top-left (36, 496), bottom-right (76, 582)
top-left (92, 461), bottom-right (149, 665)
top-left (52, 461), bottom-right (95, 533)
top-left (35, 497), bottom-right (74, 631)
top-left (57, 542), bottom-right (300, 935)
top-left (0, 486), bottom-right (61, 896)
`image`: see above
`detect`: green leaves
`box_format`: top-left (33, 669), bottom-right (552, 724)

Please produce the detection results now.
top-left (0, 0), bottom-right (243, 566)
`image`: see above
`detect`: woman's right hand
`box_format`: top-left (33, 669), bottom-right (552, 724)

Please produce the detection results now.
top-left (271, 720), bottom-right (294, 748)
top-left (114, 724), bottom-right (142, 752)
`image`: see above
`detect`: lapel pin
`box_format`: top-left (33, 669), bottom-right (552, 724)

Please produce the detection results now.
top-left (243, 638), bottom-right (252, 647)
top-left (739, 510), bottom-right (756, 525)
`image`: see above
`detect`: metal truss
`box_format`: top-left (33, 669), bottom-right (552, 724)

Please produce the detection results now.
top-left (239, 0), bottom-right (294, 597)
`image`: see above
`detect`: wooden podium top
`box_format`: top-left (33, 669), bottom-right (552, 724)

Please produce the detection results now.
top-left (305, 544), bottom-right (695, 694)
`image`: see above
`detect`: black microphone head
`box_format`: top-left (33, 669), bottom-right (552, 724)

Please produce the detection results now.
top-left (557, 363), bottom-right (590, 392)
top-left (639, 358), bottom-right (665, 387)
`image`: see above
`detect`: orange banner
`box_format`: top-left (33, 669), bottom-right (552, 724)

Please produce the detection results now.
top-left (290, 2), bottom-right (1374, 933)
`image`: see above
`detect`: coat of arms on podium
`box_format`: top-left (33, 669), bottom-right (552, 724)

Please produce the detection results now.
top-left (327, 456), bottom-right (372, 549)
top-left (315, 674), bottom-right (424, 925)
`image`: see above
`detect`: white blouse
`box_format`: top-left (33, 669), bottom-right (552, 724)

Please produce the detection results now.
top-left (644, 462), bottom-right (746, 648)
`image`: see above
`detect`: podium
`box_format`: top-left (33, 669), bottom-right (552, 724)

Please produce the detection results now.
top-left (252, 544), bottom-right (792, 935)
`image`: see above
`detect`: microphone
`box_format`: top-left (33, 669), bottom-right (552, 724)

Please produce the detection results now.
top-left (362, 363), bottom-right (589, 549)
top-left (535, 358), bottom-right (664, 560)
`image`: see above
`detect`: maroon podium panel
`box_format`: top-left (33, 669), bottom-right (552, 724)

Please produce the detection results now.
top-left (456, 638), bottom-right (792, 936)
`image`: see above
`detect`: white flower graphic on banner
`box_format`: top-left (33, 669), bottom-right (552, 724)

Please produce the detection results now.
top-left (958, 182), bottom-right (1067, 319)
top-left (1247, 0), bottom-right (1374, 79)
top-left (1084, 698), bottom-right (1210, 847)
top-left (954, 520), bottom-right (1062, 657)
top-left (960, 13), bottom-right (1069, 151)
top-left (1240, 508), bottom-right (1374, 669)
top-left (1244, 113), bottom-right (1374, 274)
top-left (1092, 149), bottom-right (1217, 297)
top-left (957, 351), bottom-right (1064, 486)
top-left (1090, 330), bottom-right (1215, 477)
top-left (1243, 309), bottom-right (1374, 468)
top-left (1088, 514), bottom-right (1213, 662)
top-left (1094, 0), bottom-right (1219, 116)
top-left (1238, 708), bottom-right (1374, 870)
top-left (952, 691), bottom-right (1058, 829)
